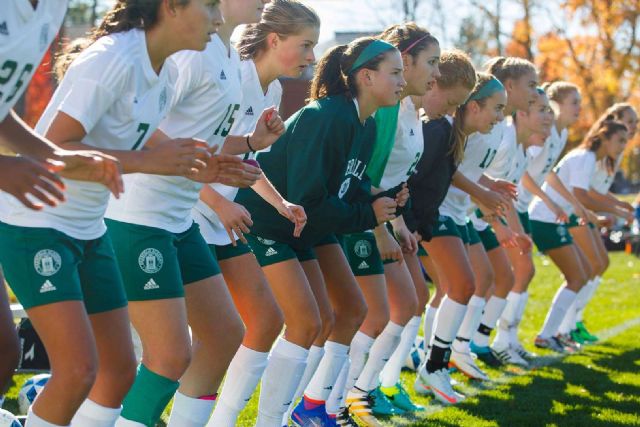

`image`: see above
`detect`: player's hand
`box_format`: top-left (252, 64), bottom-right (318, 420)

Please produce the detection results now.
top-left (0, 155), bottom-right (66, 210)
top-left (494, 223), bottom-right (519, 249)
top-left (248, 107), bottom-right (285, 151)
top-left (394, 183), bottom-right (410, 207)
top-left (374, 227), bottom-right (403, 264)
top-left (393, 221), bottom-right (418, 255)
top-left (148, 138), bottom-right (211, 176)
top-left (515, 232), bottom-right (533, 254)
top-left (277, 201), bottom-right (307, 237)
top-left (212, 197), bottom-right (253, 246)
top-left (189, 146), bottom-right (261, 187)
top-left (55, 149), bottom-right (124, 198)
top-left (372, 197), bottom-right (397, 224)
top-left (571, 201), bottom-right (590, 226)
top-left (549, 200), bottom-right (569, 224)
top-left (486, 178), bottom-right (518, 201)
top-left (477, 188), bottom-right (510, 217)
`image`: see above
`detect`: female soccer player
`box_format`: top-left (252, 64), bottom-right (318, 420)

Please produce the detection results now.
top-left (529, 120), bottom-right (629, 351)
top-left (101, 1), bottom-right (276, 426)
top-left (411, 72), bottom-right (509, 401)
top-left (182, 2), bottom-right (319, 426)
top-left (497, 81), bottom-right (583, 358)
top-left (333, 24), bottom-right (439, 424)
top-left (0, 1), bottom-right (252, 426)
top-left (235, 37), bottom-right (406, 426)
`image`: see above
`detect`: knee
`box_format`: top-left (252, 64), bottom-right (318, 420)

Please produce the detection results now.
top-left (450, 278), bottom-right (475, 303)
top-left (335, 293), bottom-right (368, 331)
top-left (149, 345), bottom-right (191, 380)
top-left (61, 357), bottom-right (98, 394)
top-left (318, 308), bottom-right (336, 342)
top-left (599, 255), bottom-right (609, 276)
top-left (394, 293), bottom-right (418, 325)
top-left (254, 305), bottom-right (284, 343)
top-left (526, 263), bottom-right (536, 283)
top-left (477, 268), bottom-right (494, 293)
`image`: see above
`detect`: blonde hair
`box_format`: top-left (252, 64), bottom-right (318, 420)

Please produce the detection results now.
top-left (237, 0), bottom-right (320, 60)
top-left (541, 81), bottom-right (580, 103)
top-left (484, 56), bottom-right (537, 84)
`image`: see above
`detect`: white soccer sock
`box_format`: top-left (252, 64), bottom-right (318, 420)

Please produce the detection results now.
top-left (343, 332), bottom-right (375, 394)
top-left (206, 345), bottom-right (268, 427)
top-left (430, 297), bottom-right (467, 348)
top-left (27, 408), bottom-right (69, 427)
top-left (355, 322), bottom-right (404, 391)
top-left (453, 295), bottom-right (485, 353)
top-left (557, 298), bottom-right (578, 335)
top-left (71, 399), bottom-right (121, 427)
top-left (255, 338), bottom-right (308, 427)
top-left (326, 358), bottom-right (350, 415)
top-left (473, 296), bottom-right (507, 347)
top-left (380, 316), bottom-right (421, 388)
top-left (422, 305), bottom-right (437, 347)
top-left (539, 287), bottom-right (577, 339)
top-left (167, 392), bottom-right (216, 427)
top-left (576, 277), bottom-right (600, 322)
top-left (495, 292), bottom-right (522, 348)
top-left (304, 341), bottom-right (349, 402)
top-left (281, 345), bottom-right (324, 426)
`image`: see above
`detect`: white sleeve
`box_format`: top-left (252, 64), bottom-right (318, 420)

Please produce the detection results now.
top-left (269, 79), bottom-right (284, 111)
top-left (570, 152), bottom-right (596, 190)
top-left (56, 50), bottom-right (128, 134)
top-left (169, 50), bottom-right (204, 108)
top-left (485, 137), bottom-right (511, 179)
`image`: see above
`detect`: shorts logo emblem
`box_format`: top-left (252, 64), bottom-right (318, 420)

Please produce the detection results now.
top-left (338, 178), bottom-right (351, 199)
top-left (39, 280), bottom-right (56, 293)
top-left (139, 248), bottom-right (163, 274)
top-left (34, 249), bottom-right (61, 277)
top-left (358, 260), bottom-right (369, 269)
top-left (257, 237), bottom-right (276, 246)
top-left (354, 240), bottom-right (372, 258)
top-left (265, 247), bottom-right (278, 257)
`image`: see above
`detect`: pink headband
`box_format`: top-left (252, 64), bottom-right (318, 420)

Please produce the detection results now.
top-left (401, 34), bottom-right (432, 55)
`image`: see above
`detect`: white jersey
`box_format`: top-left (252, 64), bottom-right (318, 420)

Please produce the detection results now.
top-left (529, 148), bottom-right (596, 223)
top-left (106, 34), bottom-right (242, 233)
top-left (378, 96), bottom-right (422, 190)
top-left (439, 119), bottom-right (506, 225)
top-left (516, 125), bottom-right (568, 212)
top-left (192, 59), bottom-right (282, 245)
top-left (472, 120), bottom-right (527, 231)
top-left (0, 30), bottom-right (177, 239)
top-left (590, 155), bottom-right (621, 195)
top-left (0, 0), bottom-right (68, 121)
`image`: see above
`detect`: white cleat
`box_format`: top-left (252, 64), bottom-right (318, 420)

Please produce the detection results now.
top-left (492, 343), bottom-right (530, 367)
top-left (416, 368), bottom-right (465, 405)
top-left (450, 349), bottom-right (490, 380)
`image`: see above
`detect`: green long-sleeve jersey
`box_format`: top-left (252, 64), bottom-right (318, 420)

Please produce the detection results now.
top-left (235, 95), bottom-right (379, 249)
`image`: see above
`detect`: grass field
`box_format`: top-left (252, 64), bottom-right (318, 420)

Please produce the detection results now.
top-left (3, 251), bottom-right (639, 426)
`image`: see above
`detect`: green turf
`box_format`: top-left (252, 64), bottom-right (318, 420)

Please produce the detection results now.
top-left (3, 252), bottom-right (639, 426)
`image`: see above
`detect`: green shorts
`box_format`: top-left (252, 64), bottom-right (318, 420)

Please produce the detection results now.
top-left (0, 221), bottom-right (127, 314)
top-left (567, 214), bottom-right (595, 229)
top-left (431, 216), bottom-right (469, 244)
top-left (211, 240), bottom-right (253, 261)
top-left (529, 220), bottom-right (574, 252)
top-left (478, 226), bottom-right (500, 252)
top-left (341, 232), bottom-right (385, 276)
top-left (245, 234), bottom-right (339, 267)
top-left (467, 221), bottom-right (482, 245)
top-left (518, 211), bottom-right (531, 235)
top-left (106, 220), bottom-right (219, 301)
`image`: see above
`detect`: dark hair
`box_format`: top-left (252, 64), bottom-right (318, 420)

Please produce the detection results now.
top-left (55, 0), bottom-right (187, 80)
top-left (483, 56), bottom-right (537, 84)
top-left (308, 37), bottom-right (396, 101)
top-left (436, 50), bottom-right (476, 164)
top-left (579, 120), bottom-right (628, 174)
top-left (451, 73), bottom-right (496, 165)
top-left (379, 22), bottom-right (438, 62)
top-left (237, 0), bottom-right (320, 60)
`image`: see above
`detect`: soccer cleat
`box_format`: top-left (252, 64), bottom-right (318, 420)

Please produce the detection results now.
top-left (470, 341), bottom-right (503, 367)
top-left (416, 368), bottom-right (465, 405)
top-left (291, 398), bottom-right (331, 427)
top-left (556, 333), bottom-right (581, 353)
top-left (534, 335), bottom-right (566, 353)
top-left (511, 341), bottom-right (537, 361)
top-left (379, 382), bottom-right (425, 412)
top-left (449, 349), bottom-right (489, 380)
top-left (576, 321), bottom-right (599, 342)
top-left (569, 328), bottom-right (586, 345)
top-left (332, 408), bottom-right (359, 427)
top-left (369, 387), bottom-right (404, 416)
top-left (491, 343), bottom-right (529, 368)
top-left (345, 389), bottom-right (384, 427)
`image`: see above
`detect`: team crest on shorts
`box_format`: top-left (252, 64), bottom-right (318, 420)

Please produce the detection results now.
top-left (139, 248), bottom-right (163, 274)
top-left (33, 249), bottom-right (61, 277)
top-left (354, 240), bottom-right (372, 258)
top-left (338, 178), bottom-right (351, 199)
top-left (256, 236), bottom-right (276, 246)
top-left (556, 225), bottom-right (568, 242)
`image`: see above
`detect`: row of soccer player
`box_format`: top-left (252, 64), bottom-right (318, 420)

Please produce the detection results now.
top-left (1, 0), bottom-right (637, 427)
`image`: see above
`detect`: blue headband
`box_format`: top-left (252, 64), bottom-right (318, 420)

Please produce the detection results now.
top-left (349, 40), bottom-right (396, 74)
top-left (467, 77), bottom-right (505, 102)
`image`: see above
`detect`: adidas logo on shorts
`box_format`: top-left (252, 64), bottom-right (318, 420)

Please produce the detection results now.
top-left (358, 260), bottom-right (369, 269)
top-left (39, 280), bottom-right (56, 293)
top-left (220, 70), bottom-right (227, 80)
top-left (144, 278), bottom-right (160, 290)
top-left (265, 247), bottom-right (278, 257)
top-left (245, 106), bottom-right (254, 116)
top-left (439, 224), bottom-right (448, 231)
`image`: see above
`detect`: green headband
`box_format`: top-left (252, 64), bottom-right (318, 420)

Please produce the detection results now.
top-left (349, 40), bottom-right (396, 74)
top-left (467, 77), bottom-right (505, 102)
